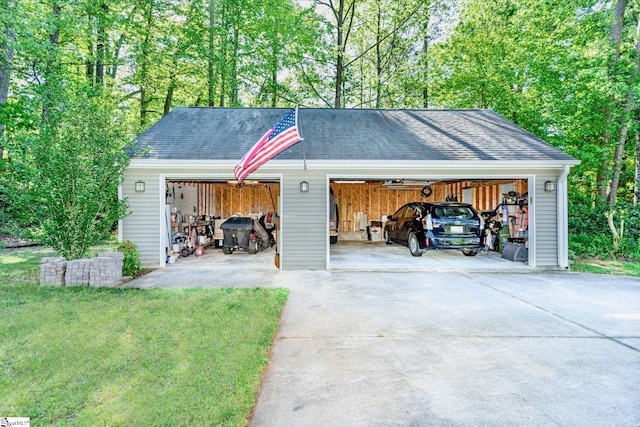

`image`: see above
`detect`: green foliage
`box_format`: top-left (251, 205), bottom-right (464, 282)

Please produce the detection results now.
top-left (569, 202), bottom-right (640, 260)
top-left (0, 283), bottom-right (289, 425)
top-left (117, 240), bottom-right (143, 277)
top-left (4, 84), bottom-right (133, 260)
top-left (1, 0), bottom-right (640, 263)
top-left (569, 232), bottom-right (614, 258)
top-left (568, 193), bottom-right (609, 233)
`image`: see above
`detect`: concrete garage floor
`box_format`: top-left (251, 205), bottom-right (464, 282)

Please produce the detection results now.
top-left (130, 240), bottom-right (532, 289)
top-left (330, 241), bottom-right (533, 272)
top-left (125, 243), bottom-right (640, 426)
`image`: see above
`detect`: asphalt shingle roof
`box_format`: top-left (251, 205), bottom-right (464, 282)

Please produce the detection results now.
top-left (132, 107), bottom-right (576, 162)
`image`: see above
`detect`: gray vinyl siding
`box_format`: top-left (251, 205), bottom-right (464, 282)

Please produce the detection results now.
top-left (122, 169), bottom-right (163, 268)
top-left (534, 173), bottom-right (560, 267)
top-left (121, 163), bottom-right (571, 270)
top-left (280, 171), bottom-right (327, 270)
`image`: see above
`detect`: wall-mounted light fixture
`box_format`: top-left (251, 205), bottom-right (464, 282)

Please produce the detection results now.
top-left (299, 180), bottom-right (309, 193)
top-left (544, 180), bottom-right (556, 192)
top-left (135, 180), bottom-right (146, 192)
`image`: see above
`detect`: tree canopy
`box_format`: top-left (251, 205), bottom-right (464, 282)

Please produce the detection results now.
top-left (1, 0), bottom-right (639, 257)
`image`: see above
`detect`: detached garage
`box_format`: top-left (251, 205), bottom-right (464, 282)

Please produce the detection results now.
top-left (121, 107), bottom-right (579, 271)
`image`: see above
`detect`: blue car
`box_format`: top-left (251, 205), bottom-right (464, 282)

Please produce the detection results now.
top-left (384, 202), bottom-right (484, 257)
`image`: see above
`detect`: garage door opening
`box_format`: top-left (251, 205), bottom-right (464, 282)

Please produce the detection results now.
top-left (329, 178), bottom-right (531, 271)
top-left (164, 179), bottom-right (280, 267)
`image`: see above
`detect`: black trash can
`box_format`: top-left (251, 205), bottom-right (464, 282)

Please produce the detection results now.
top-left (220, 217), bottom-right (253, 254)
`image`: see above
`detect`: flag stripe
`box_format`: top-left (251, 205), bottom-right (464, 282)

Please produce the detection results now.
top-left (235, 128), bottom-right (300, 182)
top-left (240, 128), bottom-right (300, 169)
top-left (234, 107), bottom-right (302, 183)
top-left (236, 128), bottom-right (274, 168)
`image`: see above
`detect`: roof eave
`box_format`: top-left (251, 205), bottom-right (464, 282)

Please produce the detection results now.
top-left (128, 158), bottom-right (580, 171)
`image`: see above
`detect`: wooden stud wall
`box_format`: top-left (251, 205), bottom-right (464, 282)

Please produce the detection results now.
top-left (168, 181), bottom-right (280, 218)
top-left (332, 180), bottom-right (528, 232)
top-left (168, 179), bottom-right (526, 231)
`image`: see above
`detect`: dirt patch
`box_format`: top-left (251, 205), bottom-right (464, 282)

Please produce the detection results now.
top-left (0, 234), bottom-right (39, 248)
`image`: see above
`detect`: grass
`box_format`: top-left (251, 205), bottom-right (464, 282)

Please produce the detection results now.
top-left (570, 257), bottom-right (640, 276)
top-left (0, 247), bottom-right (288, 426)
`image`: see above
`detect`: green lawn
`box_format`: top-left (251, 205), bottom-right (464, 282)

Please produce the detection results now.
top-left (0, 247), bottom-right (288, 426)
top-left (571, 257), bottom-right (640, 276)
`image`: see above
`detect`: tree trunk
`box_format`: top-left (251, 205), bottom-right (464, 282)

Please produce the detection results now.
top-left (335, 17), bottom-right (344, 110)
top-left (607, 8), bottom-right (639, 207)
top-left (422, 22), bottom-right (429, 108)
top-left (208, 0), bottom-right (216, 106)
top-left (95, 2), bottom-right (108, 86)
top-left (0, 0), bottom-right (16, 143)
top-left (218, 1), bottom-right (226, 107)
top-left (374, 1), bottom-right (382, 108)
top-left (85, 42), bottom-right (94, 84)
top-left (598, 0), bottom-right (626, 199)
top-left (164, 83), bottom-right (174, 116)
top-left (46, 3), bottom-right (61, 75)
top-left (231, 25), bottom-right (239, 106)
top-left (270, 44), bottom-right (278, 108)
top-left (164, 56), bottom-right (177, 115)
top-left (333, 0), bottom-right (356, 108)
top-left (110, 34), bottom-right (126, 79)
top-left (140, 88), bottom-right (147, 126)
top-left (606, 210), bottom-right (621, 249)
top-left (43, 2), bottom-right (61, 121)
top-left (139, 2), bottom-right (153, 126)
top-left (635, 109), bottom-right (640, 205)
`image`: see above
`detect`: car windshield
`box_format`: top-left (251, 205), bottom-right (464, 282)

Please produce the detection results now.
top-left (434, 206), bottom-right (475, 219)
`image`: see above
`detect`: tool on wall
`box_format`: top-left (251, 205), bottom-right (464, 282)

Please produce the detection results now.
top-left (421, 185), bottom-right (433, 198)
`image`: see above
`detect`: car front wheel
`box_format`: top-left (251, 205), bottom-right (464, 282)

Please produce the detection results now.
top-left (384, 228), bottom-right (392, 244)
top-left (408, 232), bottom-right (423, 257)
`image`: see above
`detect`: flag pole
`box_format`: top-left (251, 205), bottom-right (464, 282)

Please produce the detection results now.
top-left (296, 103), bottom-right (306, 170)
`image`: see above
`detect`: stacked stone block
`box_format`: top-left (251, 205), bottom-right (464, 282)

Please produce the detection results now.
top-left (40, 257), bottom-right (67, 287)
top-left (39, 252), bottom-right (124, 287)
top-left (90, 252), bottom-right (124, 287)
top-left (65, 258), bottom-right (93, 285)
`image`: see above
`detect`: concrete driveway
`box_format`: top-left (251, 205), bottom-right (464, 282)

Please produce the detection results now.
top-left (126, 247), bottom-right (640, 426)
top-left (249, 271), bottom-right (640, 426)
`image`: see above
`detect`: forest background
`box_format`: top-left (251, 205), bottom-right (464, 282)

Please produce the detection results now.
top-left (0, 0), bottom-right (639, 263)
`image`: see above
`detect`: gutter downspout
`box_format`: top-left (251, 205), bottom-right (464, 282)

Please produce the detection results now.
top-left (557, 165), bottom-right (571, 269)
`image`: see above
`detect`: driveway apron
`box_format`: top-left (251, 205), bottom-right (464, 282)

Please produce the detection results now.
top-left (250, 271), bottom-right (640, 426)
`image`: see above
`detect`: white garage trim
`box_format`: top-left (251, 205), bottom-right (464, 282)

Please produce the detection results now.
top-left (557, 165), bottom-right (571, 270)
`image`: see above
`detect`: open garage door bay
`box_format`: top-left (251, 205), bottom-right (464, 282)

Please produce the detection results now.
top-left (329, 178), bottom-right (532, 272)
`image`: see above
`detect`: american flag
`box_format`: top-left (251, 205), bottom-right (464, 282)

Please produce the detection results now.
top-left (234, 107), bottom-right (302, 183)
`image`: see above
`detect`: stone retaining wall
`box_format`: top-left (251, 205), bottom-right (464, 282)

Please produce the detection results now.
top-left (40, 252), bottom-right (124, 287)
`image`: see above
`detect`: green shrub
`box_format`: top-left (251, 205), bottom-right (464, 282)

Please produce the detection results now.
top-left (569, 232), bottom-right (613, 258)
top-left (568, 196), bottom-right (608, 233)
top-left (117, 240), bottom-right (142, 277)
